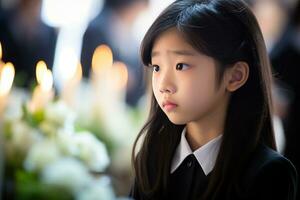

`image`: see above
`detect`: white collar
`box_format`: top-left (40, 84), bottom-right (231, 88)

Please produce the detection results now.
top-left (170, 128), bottom-right (222, 175)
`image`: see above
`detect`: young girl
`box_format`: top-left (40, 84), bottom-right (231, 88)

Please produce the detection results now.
top-left (130, 0), bottom-right (298, 199)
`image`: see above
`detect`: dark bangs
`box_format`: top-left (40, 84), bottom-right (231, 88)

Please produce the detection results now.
top-left (140, 0), bottom-right (254, 85)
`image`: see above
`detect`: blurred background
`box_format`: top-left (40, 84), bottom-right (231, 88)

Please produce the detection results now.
top-left (0, 0), bottom-right (300, 199)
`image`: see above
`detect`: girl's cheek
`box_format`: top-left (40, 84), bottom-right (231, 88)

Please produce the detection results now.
top-left (181, 80), bottom-right (209, 102)
top-left (152, 76), bottom-right (157, 92)
top-left (152, 80), bottom-right (161, 101)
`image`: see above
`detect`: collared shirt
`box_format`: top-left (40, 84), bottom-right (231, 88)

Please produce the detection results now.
top-left (171, 127), bottom-right (222, 175)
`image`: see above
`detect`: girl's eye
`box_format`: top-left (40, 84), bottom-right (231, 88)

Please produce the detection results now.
top-left (176, 63), bottom-right (189, 71)
top-left (152, 65), bottom-right (160, 72)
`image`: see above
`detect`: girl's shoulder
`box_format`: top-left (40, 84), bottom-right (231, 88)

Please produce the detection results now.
top-left (249, 144), bottom-right (296, 172)
top-left (241, 144), bottom-right (298, 199)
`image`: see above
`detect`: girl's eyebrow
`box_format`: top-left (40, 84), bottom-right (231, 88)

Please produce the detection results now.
top-left (151, 50), bottom-right (197, 58)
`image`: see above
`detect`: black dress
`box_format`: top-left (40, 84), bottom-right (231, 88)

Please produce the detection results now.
top-left (129, 144), bottom-right (298, 200)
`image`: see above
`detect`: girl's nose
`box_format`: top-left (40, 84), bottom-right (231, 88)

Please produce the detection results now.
top-left (159, 87), bottom-right (175, 93)
top-left (159, 78), bottom-right (176, 94)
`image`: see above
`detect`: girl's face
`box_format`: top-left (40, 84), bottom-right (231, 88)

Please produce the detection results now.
top-left (151, 28), bottom-right (229, 125)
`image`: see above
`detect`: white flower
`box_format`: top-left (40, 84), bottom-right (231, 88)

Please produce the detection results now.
top-left (44, 101), bottom-right (76, 128)
top-left (4, 88), bottom-right (29, 121)
top-left (9, 120), bottom-right (42, 154)
top-left (56, 129), bottom-right (77, 156)
top-left (76, 176), bottom-right (115, 200)
top-left (41, 158), bottom-right (92, 193)
top-left (73, 131), bottom-right (110, 172)
top-left (24, 139), bottom-right (61, 172)
top-left (39, 121), bottom-right (57, 136)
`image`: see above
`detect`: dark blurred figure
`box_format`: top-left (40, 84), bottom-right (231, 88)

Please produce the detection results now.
top-left (245, 0), bottom-right (300, 196)
top-left (0, 0), bottom-right (57, 87)
top-left (81, 0), bottom-right (149, 107)
top-left (270, 1), bottom-right (300, 198)
top-left (245, 0), bottom-right (290, 51)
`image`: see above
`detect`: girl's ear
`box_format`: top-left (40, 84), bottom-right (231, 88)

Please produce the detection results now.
top-left (225, 61), bottom-right (249, 92)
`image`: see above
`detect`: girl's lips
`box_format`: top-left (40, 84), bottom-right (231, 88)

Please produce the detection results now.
top-left (163, 101), bottom-right (178, 111)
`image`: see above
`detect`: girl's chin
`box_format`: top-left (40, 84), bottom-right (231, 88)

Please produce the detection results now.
top-left (166, 115), bottom-right (188, 125)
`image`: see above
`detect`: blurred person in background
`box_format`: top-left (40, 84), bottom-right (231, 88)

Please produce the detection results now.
top-left (270, 1), bottom-right (300, 198)
top-left (245, 0), bottom-right (291, 152)
top-left (0, 0), bottom-right (57, 87)
top-left (247, 0), bottom-right (300, 197)
top-left (246, 0), bottom-right (291, 51)
top-left (81, 0), bottom-right (149, 107)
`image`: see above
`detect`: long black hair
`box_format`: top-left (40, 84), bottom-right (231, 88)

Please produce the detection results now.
top-left (132, 0), bottom-right (276, 199)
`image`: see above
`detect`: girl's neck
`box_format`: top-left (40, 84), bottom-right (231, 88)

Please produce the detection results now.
top-left (185, 104), bottom-right (226, 151)
top-left (186, 123), bottom-right (223, 151)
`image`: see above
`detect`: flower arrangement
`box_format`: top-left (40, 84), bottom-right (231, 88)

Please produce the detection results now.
top-left (0, 100), bottom-right (125, 200)
top-left (0, 42), bottom-right (144, 199)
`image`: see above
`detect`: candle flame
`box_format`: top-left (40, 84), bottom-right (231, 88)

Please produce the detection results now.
top-left (40, 69), bottom-right (53, 92)
top-left (0, 62), bottom-right (15, 96)
top-left (92, 45), bottom-right (113, 73)
top-left (36, 60), bottom-right (48, 85)
top-left (111, 62), bottom-right (128, 91)
top-left (35, 61), bottom-right (53, 91)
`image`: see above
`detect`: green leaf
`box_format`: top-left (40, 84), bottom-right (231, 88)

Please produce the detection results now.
top-left (3, 121), bottom-right (13, 139)
top-left (22, 104), bottom-right (45, 126)
top-left (15, 170), bottom-right (73, 200)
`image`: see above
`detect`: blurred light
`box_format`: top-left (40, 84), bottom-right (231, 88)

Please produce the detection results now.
top-left (41, 69), bottom-right (53, 92)
top-left (111, 62), bottom-right (128, 91)
top-left (36, 60), bottom-right (48, 84)
top-left (35, 61), bottom-right (53, 91)
top-left (0, 62), bottom-right (15, 96)
top-left (132, 0), bottom-right (175, 43)
top-left (41, 0), bottom-right (104, 27)
top-left (58, 47), bottom-right (79, 81)
top-left (92, 45), bottom-right (113, 74)
top-left (41, 0), bottom-right (104, 91)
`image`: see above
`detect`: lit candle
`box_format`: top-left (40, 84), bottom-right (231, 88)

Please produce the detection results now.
top-left (92, 44), bottom-right (113, 77)
top-left (61, 62), bottom-right (82, 107)
top-left (28, 61), bottom-right (54, 112)
top-left (91, 44), bottom-right (113, 106)
top-left (91, 47), bottom-right (132, 143)
top-left (0, 62), bottom-right (15, 117)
